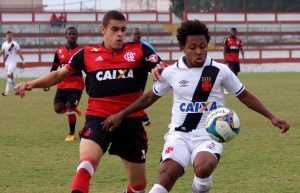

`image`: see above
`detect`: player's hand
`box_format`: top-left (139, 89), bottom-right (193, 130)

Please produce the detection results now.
top-left (271, 117), bottom-right (290, 133)
top-left (44, 87), bottom-right (50, 91)
top-left (14, 82), bottom-right (33, 98)
top-left (151, 61), bottom-right (168, 81)
top-left (21, 61), bottom-right (26, 69)
top-left (101, 113), bottom-right (124, 132)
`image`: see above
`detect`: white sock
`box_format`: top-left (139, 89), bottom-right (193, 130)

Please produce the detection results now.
top-left (12, 79), bottom-right (16, 87)
top-left (192, 176), bottom-right (212, 193)
top-left (149, 184), bottom-right (168, 193)
top-left (5, 78), bottom-right (13, 93)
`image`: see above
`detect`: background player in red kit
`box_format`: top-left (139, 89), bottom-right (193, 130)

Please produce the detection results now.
top-left (15, 10), bottom-right (162, 193)
top-left (44, 27), bottom-right (84, 141)
top-left (223, 27), bottom-right (244, 76)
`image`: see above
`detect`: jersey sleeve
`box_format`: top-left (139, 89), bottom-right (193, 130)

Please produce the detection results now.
top-left (141, 44), bottom-right (162, 72)
top-left (66, 48), bottom-right (85, 72)
top-left (1, 43), bottom-right (4, 51)
top-left (50, 52), bottom-right (59, 72)
top-left (152, 68), bottom-right (171, 96)
top-left (223, 38), bottom-right (228, 47)
top-left (222, 66), bottom-right (245, 96)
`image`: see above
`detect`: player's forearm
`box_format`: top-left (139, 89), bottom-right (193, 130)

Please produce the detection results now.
top-left (29, 70), bottom-right (67, 88)
top-left (19, 55), bottom-right (24, 62)
top-left (18, 51), bottom-right (25, 61)
top-left (238, 90), bottom-right (275, 120)
top-left (119, 91), bottom-right (159, 118)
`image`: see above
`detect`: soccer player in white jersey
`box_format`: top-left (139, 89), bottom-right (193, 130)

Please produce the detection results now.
top-left (0, 31), bottom-right (26, 96)
top-left (103, 20), bottom-right (290, 193)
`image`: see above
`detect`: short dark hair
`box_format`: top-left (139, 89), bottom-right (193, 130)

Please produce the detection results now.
top-left (6, 31), bottom-right (13, 35)
top-left (176, 20), bottom-right (210, 47)
top-left (66, 26), bottom-right (77, 34)
top-left (102, 10), bottom-right (126, 27)
top-left (231, 27), bottom-right (237, 32)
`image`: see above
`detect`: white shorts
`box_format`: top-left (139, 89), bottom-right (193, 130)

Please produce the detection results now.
top-left (5, 61), bottom-right (17, 75)
top-left (161, 131), bottom-right (224, 171)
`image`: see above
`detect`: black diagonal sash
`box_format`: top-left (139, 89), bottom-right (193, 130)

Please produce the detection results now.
top-left (175, 61), bottom-right (220, 132)
top-left (4, 43), bottom-right (14, 63)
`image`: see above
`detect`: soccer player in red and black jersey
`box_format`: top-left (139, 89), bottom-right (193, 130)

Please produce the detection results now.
top-left (15, 10), bottom-right (164, 193)
top-left (223, 27), bottom-right (244, 76)
top-left (44, 27), bottom-right (84, 142)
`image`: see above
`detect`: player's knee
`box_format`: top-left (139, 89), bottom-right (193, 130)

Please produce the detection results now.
top-left (127, 182), bottom-right (146, 193)
top-left (7, 74), bottom-right (13, 79)
top-left (192, 176), bottom-right (212, 193)
top-left (54, 104), bottom-right (65, 114)
top-left (194, 159), bottom-right (216, 178)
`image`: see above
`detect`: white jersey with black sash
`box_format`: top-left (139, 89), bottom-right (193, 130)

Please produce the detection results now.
top-left (1, 40), bottom-right (20, 65)
top-left (153, 56), bottom-right (245, 137)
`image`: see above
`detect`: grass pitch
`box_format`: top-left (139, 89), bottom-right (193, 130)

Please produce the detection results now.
top-left (0, 72), bottom-right (299, 193)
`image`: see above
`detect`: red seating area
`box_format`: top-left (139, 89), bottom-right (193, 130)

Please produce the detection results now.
top-left (1, 10), bottom-right (300, 66)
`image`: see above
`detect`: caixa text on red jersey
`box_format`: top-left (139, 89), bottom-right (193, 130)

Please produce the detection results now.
top-left (96, 69), bottom-right (134, 81)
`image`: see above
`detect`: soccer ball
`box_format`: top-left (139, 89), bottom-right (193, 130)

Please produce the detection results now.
top-left (205, 107), bottom-right (240, 143)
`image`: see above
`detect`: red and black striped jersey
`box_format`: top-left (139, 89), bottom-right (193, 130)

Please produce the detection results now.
top-left (51, 46), bottom-right (84, 90)
top-left (66, 42), bottom-right (162, 118)
top-left (223, 37), bottom-right (243, 62)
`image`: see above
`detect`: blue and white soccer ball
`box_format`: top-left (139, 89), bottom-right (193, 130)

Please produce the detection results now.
top-left (206, 107), bottom-right (240, 143)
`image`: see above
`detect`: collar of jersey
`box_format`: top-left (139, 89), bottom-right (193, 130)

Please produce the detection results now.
top-left (177, 56), bottom-right (212, 69)
top-left (101, 41), bottom-right (125, 52)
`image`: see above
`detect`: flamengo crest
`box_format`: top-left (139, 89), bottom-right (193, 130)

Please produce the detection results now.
top-left (124, 52), bottom-right (136, 62)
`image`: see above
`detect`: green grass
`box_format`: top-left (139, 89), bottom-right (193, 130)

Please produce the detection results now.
top-left (0, 72), bottom-right (299, 193)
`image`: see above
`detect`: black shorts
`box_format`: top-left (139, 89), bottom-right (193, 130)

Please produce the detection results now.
top-left (79, 115), bottom-right (148, 163)
top-left (54, 88), bottom-right (82, 108)
top-left (227, 61), bottom-right (240, 75)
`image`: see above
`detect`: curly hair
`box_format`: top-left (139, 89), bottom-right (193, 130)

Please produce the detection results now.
top-left (176, 20), bottom-right (210, 47)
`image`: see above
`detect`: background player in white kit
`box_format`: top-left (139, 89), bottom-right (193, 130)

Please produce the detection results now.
top-left (102, 20), bottom-right (289, 193)
top-left (0, 31), bottom-right (26, 96)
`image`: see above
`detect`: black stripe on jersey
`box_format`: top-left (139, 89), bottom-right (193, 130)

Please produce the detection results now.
top-left (225, 47), bottom-right (239, 53)
top-left (69, 48), bottom-right (86, 73)
top-left (175, 60), bottom-right (220, 132)
top-left (235, 85), bottom-right (245, 96)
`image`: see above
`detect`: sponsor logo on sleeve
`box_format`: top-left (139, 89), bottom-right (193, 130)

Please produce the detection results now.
top-left (145, 54), bottom-right (159, 63)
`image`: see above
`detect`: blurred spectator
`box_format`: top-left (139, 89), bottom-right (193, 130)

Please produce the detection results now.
top-left (58, 14), bottom-right (67, 28)
top-left (50, 13), bottom-right (58, 28)
top-left (223, 27), bottom-right (244, 76)
top-left (131, 28), bottom-right (156, 52)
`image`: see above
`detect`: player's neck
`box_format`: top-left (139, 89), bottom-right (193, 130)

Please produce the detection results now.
top-left (7, 39), bottom-right (12, 43)
top-left (66, 43), bottom-right (77, 50)
top-left (102, 42), bottom-right (125, 52)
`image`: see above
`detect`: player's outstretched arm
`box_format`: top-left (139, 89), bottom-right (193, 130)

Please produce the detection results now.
top-left (15, 67), bottom-right (73, 97)
top-left (17, 50), bottom-right (26, 68)
top-left (102, 91), bottom-right (161, 132)
top-left (237, 89), bottom-right (289, 133)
